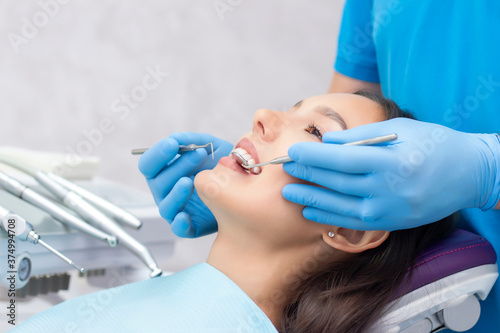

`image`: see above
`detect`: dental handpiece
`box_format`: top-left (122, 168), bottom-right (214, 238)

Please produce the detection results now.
top-left (0, 207), bottom-right (85, 273)
top-left (34, 171), bottom-right (162, 278)
top-left (0, 171), bottom-right (117, 247)
top-left (47, 173), bottom-right (142, 229)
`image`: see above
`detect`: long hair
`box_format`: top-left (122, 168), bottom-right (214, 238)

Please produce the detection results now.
top-left (280, 91), bottom-right (456, 333)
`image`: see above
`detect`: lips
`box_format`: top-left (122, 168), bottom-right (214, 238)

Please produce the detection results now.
top-left (218, 155), bottom-right (249, 175)
top-left (234, 138), bottom-right (260, 164)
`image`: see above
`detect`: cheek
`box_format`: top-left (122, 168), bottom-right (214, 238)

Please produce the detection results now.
top-left (195, 163), bottom-right (304, 220)
top-left (252, 168), bottom-right (324, 243)
top-left (249, 169), bottom-right (311, 228)
top-left (196, 163), bottom-right (323, 244)
top-left (194, 165), bottom-right (239, 207)
top-left (252, 166), bottom-right (302, 211)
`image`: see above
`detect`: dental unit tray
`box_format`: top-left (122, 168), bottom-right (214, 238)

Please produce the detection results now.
top-left (0, 175), bottom-right (176, 292)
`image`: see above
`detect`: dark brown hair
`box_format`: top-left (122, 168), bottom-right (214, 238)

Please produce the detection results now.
top-left (280, 91), bottom-right (456, 333)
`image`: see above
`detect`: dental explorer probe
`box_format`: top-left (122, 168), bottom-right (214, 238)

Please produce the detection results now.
top-left (34, 171), bottom-right (162, 278)
top-left (0, 171), bottom-right (117, 247)
top-left (234, 133), bottom-right (398, 169)
top-left (0, 205), bottom-right (85, 273)
top-left (47, 173), bottom-right (142, 229)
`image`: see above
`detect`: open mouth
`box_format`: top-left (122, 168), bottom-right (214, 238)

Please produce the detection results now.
top-left (227, 137), bottom-right (263, 175)
top-left (231, 147), bottom-right (262, 175)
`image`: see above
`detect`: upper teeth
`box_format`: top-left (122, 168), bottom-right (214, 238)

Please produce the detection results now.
top-left (231, 148), bottom-right (262, 174)
top-left (232, 148), bottom-right (256, 166)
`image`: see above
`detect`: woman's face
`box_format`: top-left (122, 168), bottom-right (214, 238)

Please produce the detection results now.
top-left (195, 93), bottom-right (385, 247)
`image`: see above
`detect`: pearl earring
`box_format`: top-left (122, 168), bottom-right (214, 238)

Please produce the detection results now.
top-left (328, 231), bottom-right (335, 238)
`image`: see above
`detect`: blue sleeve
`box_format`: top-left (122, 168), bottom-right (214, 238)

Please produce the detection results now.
top-left (334, 0), bottom-right (379, 83)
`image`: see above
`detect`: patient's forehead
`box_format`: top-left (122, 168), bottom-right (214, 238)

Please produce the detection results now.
top-left (295, 93), bottom-right (385, 128)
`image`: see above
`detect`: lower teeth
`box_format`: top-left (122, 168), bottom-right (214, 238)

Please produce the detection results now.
top-left (251, 166), bottom-right (261, 174)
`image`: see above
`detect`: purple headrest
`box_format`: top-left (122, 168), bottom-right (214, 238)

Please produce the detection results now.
top-left (396, 229), bottom-right (497, 298)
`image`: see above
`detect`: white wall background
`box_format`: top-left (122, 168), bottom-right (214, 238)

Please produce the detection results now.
top-left (0, 0), bottom-right (345, 271)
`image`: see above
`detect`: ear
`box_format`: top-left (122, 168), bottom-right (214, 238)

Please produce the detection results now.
top-left (322, 228), bottom-right (390, 253)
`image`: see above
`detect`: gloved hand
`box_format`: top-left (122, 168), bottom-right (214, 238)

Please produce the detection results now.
top-left (138, 133), bottom-right (233, 237)
top-left (282, 118), bottom-right (500, 231)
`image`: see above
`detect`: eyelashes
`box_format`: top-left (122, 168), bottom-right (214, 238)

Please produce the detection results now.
top-left (305, 122), bottom-right (324, 140)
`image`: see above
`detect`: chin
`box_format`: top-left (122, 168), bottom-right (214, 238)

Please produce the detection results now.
top-left (194, 166), bottom-right (232, 207)
top-left (193, 169), bottom-right (212, 203)
top-left (194, 167), bottom-right (240, 223)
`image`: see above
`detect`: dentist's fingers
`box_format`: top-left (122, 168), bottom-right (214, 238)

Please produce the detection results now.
top-left (282, 184), bottom-right (392, 230)
top-left (301, 208), bottom-right (377, 230)
top-left (170, 132), bottom-right (223, 155)
top-left (139, 138), bottom-right (179, 179)
top-left (170, 211), bottom-right (218, 238)
top-left (170, 132), bottom-right (234, 170)
top-left (147, 149), bottom-right (207, 203)
top-left (170, 132), bottom-right (214, 145)
top-left (282, 162), bottom-right (374, 198)
top-left (322, 118), bottom-right (404, 144)
top-left (282, 183), bottom-right (402, 230)
top-left (158, 177), bottom-right (194, 223)
top-left (282, 184), bottom-right (363, 219)
top-left (287, 141), bottom-right (393, 174)
top-left (170, 212), bottom-right (197, 238)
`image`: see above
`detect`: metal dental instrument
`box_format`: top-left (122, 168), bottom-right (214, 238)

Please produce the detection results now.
top-left (47, 173), bottom-right (142, 229)
top-left (35, 237), bottom-right (85, 273)
top-left (131, 143), bottom-right (214, 157)
top-left (0, 171), bottom-right (117, 247)
top-left (34, 170), bottom-right (162, 278)
top-left (233, 133), bottom-right (398, 169)
top-left (0, 206), bottom-right (85, 273)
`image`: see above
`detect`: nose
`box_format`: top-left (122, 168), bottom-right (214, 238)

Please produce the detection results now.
top-left (252, 109), bottom-right (285, 142)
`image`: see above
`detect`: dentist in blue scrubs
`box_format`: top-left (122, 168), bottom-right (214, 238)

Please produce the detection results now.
top-left (140, 1), bottom-right (500, 331)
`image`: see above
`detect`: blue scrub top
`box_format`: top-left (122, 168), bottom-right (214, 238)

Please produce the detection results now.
top-left (335, 0), bottom-right (500, 331)
top-left (10, 263), bottom-right (278, 333)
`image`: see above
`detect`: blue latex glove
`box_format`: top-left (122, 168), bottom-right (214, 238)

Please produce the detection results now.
top-left (282, 118), bottom-right (500, 231)
top-left (138, 133), bottom-right (233, 237)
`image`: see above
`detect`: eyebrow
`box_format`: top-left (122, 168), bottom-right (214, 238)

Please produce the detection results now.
top-left (313, 105), bottom-right (348, 130)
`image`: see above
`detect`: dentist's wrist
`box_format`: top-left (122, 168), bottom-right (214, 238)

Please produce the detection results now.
top-left (478, 133), bottom-right (500, 210)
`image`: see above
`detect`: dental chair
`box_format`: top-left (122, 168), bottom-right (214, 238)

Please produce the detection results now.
top-left (373, 229), bottom-right (498, 332)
